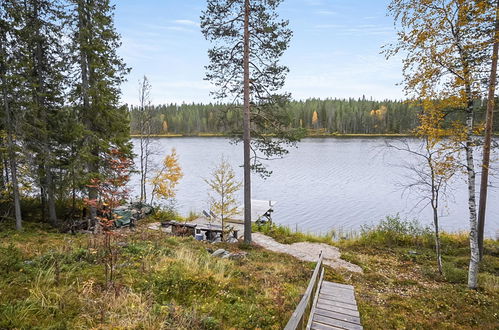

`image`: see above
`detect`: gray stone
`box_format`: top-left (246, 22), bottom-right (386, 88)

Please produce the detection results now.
top-left (228, 252), bottom-right (248, 260)
top-left (212, 249), bottom-right (227, 257)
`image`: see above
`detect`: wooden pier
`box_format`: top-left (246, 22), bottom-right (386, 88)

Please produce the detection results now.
top-left (284, 253), bottom-right (363, 330)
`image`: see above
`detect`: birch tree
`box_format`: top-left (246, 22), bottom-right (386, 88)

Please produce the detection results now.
top-left (149, 148), bottom-right (183, 206)
top-left (389, 106), bottom-right (458, 275)
top-left (137, 75), bottom-right (153, 203)
top-left (386, 0), bottom-right (495, 289)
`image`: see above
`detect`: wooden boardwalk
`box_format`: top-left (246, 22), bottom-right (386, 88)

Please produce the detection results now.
top-left (309, 281), bottom-right (362, 330)
top-left (284, 252), bottom-right (363, 330)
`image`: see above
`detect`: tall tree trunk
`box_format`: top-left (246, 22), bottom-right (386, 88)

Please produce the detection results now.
top-left (46, 165), bottom-right (58, 227)
top-left (33, 1), bottom-right (58, 227)
top-left (140, 134), bottom-right (145, 202)
top-left (243, 0), bottom-right (252, 244)
top-left (428, 144), bottom-right (443, 275)
top-left (77, 0), bottom-right (97, 226)
top-left (0, 140), bottom-right (4, 191)
top-left (465, 105), bottom-right (479, 289)
top-left (432, 200), bottom-right (443, 275)
top-left (478, 0), bottom-right (499, 259)
top-left (0, 30), bottom-right (22, 230)
top-left (1, 79), bottom-right (22, 231)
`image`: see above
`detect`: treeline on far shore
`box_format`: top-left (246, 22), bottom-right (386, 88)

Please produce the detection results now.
top-left (129, 97), bottom-right (497, 136)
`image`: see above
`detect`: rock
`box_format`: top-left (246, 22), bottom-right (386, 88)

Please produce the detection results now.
top-left (212, 249), bottom-right (227, 257)
top-left (408, 250), bottom-right (419, 255)
top-left (227, 237), bottom-right (238, 244)
top-left (141, 206), bottom-right (153, 215)
top-left (227, 252), bottom-right (248, 260)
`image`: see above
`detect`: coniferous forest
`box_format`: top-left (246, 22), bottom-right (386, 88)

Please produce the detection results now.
top-left (1, 0), bottom-right (130, 228)
top-left (128, 98), bottom-right (497, 135)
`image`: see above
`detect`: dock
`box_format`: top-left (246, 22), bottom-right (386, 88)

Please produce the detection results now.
top-left (229, 199), bottom-right (276, 223)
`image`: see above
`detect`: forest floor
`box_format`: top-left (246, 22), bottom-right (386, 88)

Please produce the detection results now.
top-left (0, 217), bottom-right (498, 329)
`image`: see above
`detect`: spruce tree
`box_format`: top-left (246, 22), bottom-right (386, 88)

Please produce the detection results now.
top-left (69, 0), bottom-right (131, 226)
top-left (17, 0), bottom-right (67, 227)
top-left (0, 0), bottom-right (23, 230)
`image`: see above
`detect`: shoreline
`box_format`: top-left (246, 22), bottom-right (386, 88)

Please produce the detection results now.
top-left (131, 132), bottom-right (499, 138)
top-left (130, 133), bottom-right (416, 138)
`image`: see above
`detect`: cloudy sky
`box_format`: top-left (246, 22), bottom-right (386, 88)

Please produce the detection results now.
top-left (114, 0), bottom-right (404, 105)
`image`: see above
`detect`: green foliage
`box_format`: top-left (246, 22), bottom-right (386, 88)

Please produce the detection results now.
top-left (358, 215), bottom-right (433, 247)
top-left (442, 262), bottom-right (468, 284)
top-left (129, 98), bottom-right (428, 135)
top-left (253, 222), bottom-right (335, 245)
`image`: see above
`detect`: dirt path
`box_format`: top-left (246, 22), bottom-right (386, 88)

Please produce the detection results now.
top-left (148, 220), bottom-right (362, 273)
top-left (252, 233), bottom-right (363, 273)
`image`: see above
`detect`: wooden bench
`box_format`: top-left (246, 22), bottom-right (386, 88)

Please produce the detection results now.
top-left (161, 221), bottom-right (197, 236)
top-left (285, 253), bottom-right (363, 330)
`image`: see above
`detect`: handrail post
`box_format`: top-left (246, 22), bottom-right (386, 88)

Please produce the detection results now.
top-left (284, 251), bottom-right (323, 330)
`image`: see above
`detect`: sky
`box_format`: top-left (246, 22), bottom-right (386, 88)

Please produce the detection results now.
top-left (114, 0), bottom-right (405, 105)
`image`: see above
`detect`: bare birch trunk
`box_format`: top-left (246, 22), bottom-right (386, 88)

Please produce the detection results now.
top-left (432, 202), bottom-right (443, 275)
top-left (465, 108), bottom-right (479, 289)
top-left (478, 0), bottom-right (499, 259)
top-left (243, 0), bottom-right (252, 244)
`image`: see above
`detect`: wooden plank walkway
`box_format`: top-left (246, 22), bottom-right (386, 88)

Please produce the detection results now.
top-left (309, 281), bottom-right (363, 330)
top-left (285, 252), bottom-right (363, 330)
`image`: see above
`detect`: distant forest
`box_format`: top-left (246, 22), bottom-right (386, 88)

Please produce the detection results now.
top-left (129, 97), bottom-right (496, 135)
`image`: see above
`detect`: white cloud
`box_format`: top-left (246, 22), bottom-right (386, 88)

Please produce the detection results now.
top-left (316, 10), bottom-right (336, 15)
top-left (173, 19), bottom-right (199, 27)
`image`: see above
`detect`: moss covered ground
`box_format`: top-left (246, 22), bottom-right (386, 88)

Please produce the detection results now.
top-left (1, 216), bottom-right (498, 329)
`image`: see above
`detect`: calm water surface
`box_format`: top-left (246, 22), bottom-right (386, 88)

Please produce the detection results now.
top-left (130, 137), bottom-right (498, 238)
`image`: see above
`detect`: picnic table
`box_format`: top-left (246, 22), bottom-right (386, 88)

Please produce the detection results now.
top-left (196, 223), bottom-right (238, 241)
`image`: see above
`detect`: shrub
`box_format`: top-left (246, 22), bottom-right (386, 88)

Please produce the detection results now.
top-left (442, 262), bottom-right (467, 284)
top-left (359, 215), bottom-right (433, 247)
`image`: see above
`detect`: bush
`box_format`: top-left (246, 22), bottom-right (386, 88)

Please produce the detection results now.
top-left (253, 222), bottom-right (334, 245)
top-left (359, 215), bottom-right (433, 247)
top-left (442, 262), bottom-right (467, 284)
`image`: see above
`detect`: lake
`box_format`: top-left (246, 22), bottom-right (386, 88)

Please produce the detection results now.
top-left (130, 137), bottom-right (498, 238)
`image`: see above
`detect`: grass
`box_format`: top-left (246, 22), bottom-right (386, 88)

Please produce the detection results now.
top-left (0, 221), bottom-right (311, 329)
top-left (1, 215), bottom-right (498, 329)
top-left (260, 215), bottom-right (499, 329)
top-left (253, 222), bottom-right (358, 244)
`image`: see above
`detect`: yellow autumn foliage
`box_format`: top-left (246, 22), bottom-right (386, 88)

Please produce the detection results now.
top-left (149, 148), bottom-right (183, 203)
top-left (311, 111), bottom-right (319, 125)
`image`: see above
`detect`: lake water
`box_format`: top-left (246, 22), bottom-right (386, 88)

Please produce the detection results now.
top-left (130, 137), bottom-right (498, 238)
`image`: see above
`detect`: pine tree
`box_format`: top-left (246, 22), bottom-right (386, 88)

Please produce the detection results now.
top-left (201, 0), bottom-right (302, 243)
